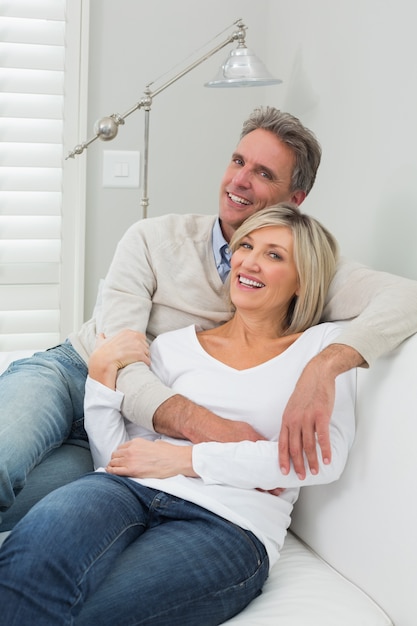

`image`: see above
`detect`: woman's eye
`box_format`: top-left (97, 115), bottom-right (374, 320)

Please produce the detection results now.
top-left (239, 242), bottom-right (252, 249)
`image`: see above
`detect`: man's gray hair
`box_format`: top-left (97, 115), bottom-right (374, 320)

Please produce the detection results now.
top-left (241, 107), bottom-right (321, 196)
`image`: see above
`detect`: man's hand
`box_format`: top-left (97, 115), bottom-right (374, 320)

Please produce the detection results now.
top-left (278, 344), bottom-right (365, 479)
top-left (153, 395), bottom-right (265, 444)
top-left (278, 360), bottom-right (335, 479)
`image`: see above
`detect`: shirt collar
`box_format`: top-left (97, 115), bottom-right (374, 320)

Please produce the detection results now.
top-left (212, 218), bottom-right (232, 282)
top-left (212, 218), bottom-right (229, 266)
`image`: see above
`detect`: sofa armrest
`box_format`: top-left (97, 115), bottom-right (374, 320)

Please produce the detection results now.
top-left (291, 332), bottom-right (417, 626)
top-left (0, 350), bottom-right (37, 375)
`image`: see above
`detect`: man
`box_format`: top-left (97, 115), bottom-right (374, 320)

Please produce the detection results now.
top-left (1, 107), bottom-right (417, 526)
top-left (84, 107), bottom-right (417, 481)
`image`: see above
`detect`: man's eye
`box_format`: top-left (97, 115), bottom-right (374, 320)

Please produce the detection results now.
top-left (259, 170), bottom-right (272, 180)
top-left (234, 158), bottom-right (244, 166)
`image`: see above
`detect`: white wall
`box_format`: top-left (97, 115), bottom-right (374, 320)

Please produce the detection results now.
top-left (268, 0), bottom-right (417, 279)
top-left (80, 0), bottom-right (417, 317)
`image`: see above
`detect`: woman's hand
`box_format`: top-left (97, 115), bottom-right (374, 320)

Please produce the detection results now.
top-left (106, 438), bottom-right (197, 479)
top-left (88, 329), bottom-right (150, 389)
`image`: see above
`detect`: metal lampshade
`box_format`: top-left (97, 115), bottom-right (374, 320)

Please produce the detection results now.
top-left (205, 46), bottom-right (282, 87)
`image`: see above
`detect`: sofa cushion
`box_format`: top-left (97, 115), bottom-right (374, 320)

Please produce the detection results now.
top-left (225, 531), bottom-right (393, 625)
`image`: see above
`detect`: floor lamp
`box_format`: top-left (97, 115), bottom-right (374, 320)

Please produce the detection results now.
top-left (66, 19), bottom-right (282, 219)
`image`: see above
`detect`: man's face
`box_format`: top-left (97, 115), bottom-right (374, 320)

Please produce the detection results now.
top-left (219, 128), bottom-right (305, 241)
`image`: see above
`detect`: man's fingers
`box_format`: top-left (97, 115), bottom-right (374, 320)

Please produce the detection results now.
top-left (278, 425), bottom-right (290, 475)
top-left (256, 487), bottom-right (285, 496)
top-left (106, 463), bottom-right (129, 475)
top-left (279, 424), bottom-right (307, 480)
top-left (302, 427), bottom-right (319, 475)
top-left (279, 420), bottom-right (330, 479)
top-left (266, 487), bottom-right (285, 496)
top-left (316, 422), bottom-right (332, 466)
top-left (288, 428), bottom-right (306, 480)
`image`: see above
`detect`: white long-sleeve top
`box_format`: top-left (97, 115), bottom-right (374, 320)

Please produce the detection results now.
top-left (84, 322), bottom-right (356, 568)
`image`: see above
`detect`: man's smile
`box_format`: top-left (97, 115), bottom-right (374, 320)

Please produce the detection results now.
top-left (227, 192), bottom-right (251, 206)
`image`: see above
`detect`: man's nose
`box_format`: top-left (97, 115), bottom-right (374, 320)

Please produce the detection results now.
top-left (232, 166), bottom-right (251, 187)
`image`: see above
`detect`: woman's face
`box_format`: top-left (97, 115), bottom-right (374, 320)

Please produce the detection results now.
top-left (230, 225), bottom-right (299, 320)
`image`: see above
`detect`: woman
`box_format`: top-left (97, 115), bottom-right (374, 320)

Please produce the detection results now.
top-left (0, 204), bottom-right (356, 625)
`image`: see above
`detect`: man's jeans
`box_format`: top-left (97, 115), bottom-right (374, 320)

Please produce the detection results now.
top-left (0, 342), bottom-right (89, 523)
top-left (0, 474), bottom-right (269, 625)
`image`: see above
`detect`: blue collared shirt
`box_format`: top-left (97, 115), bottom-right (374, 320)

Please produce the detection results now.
top-left (212, 218), bottom-right (231, 283)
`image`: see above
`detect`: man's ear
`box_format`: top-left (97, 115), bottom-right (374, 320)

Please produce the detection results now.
top-left (291, 190), bottom-right (306, 206)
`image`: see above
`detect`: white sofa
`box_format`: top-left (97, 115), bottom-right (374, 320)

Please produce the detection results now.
top-left (1, 331), bottom-right (416, 625)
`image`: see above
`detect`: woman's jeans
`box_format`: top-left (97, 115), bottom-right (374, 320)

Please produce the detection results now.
top-left (0, 474), bottom-right (269, 625)
top-left (0, 342), bottom-right (89, 523)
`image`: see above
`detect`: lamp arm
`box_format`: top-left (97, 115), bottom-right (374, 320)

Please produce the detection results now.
top-left (65, 20), bottom-right (246, 160)
top-left (150, 31), bottom-right (241, 99)
top-left (65, 19), bottom-right (249, 219)
top-left (65, 100), bottom-right (147, 159)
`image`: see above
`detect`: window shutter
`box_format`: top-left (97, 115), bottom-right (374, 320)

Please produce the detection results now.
top-left (0, 0), bottom-right (87, 351)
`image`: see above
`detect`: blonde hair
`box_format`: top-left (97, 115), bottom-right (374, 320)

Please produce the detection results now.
top-left (229, 203), bottom-right (339, 334)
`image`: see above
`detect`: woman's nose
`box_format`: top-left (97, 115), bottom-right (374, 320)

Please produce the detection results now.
top-left (241, 250), bottom-right (260, 271)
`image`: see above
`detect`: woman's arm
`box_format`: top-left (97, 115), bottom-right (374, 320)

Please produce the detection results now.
top-left (84, 330), bottom-right (150, 469)
top-left (84, 377), bottom-right (129, 469)
top-left (107, 368), bottom-right (356, 489)
top-left (195, 367), bottom-right (356, 489)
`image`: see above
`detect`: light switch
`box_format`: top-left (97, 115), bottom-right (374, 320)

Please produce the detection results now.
top-left (102, 150), bottom-right (140, 188)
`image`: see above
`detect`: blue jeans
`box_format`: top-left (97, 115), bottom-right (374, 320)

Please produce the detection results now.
top-left (0, 443), bottom-right (94, 531)
top-left (0, 342), bottom-right (90, 522)
top-left (0, 473), bottom-right (269, 625)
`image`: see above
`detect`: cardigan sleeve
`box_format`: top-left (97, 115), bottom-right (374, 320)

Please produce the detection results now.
top-left (322, 258), bottom-right (417, 366)
top-left (96, 214), bottom-right (223, 432)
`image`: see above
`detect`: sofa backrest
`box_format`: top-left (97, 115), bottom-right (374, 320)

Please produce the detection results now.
top-left (291, 332), bottom-right (417, 626)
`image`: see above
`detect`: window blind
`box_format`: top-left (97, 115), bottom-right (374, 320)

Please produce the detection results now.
top-left (0, 0), bottom-right (86, 351)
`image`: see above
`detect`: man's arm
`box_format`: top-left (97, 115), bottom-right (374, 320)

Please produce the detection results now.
top-left (278, 343), bottom-right (363, 478)
top-left (153, 395), bottom-right (265, 443)
top-left (98, 215), bottom-right (261, 442)
top-left (279, 258), bottom-right (417, 477)
top-left (323, 258), bottom-right (417, 365)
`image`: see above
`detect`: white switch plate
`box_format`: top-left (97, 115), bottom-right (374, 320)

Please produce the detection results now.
top-left (102, 150), bottom-right (140, 188)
